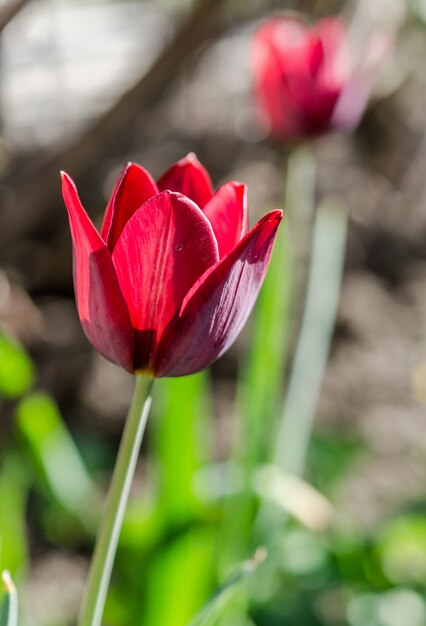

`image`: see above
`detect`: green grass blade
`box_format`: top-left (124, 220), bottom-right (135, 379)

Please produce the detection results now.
top-left (273, 198), bottom-right (349, 477)
top-left (188, 549), bottom-right (266, 626)
top-left (0, 332), bottom-right (34, 399)
top-left (285, 146), bottom-right (318, 324)
top-left (141, 527), bottom-right (217, 626)
top-left (239, 145), bottom-right (316, 470)
top-left (219, 147), bottom-right (316, 573)
top-left (238, 226), bottom-right (292, 468)
top-left (0, 571), bottom-right (18, 626)
top-left (153, 372), bottom-right (211, 526)
top-left (15, 392), bottom-right (99, 529)
top-left (0, 457), bottom-right (29, 576)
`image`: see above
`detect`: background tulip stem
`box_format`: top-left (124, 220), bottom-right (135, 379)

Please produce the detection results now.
top-left (77, 375), bottom-right (154, 626)
top-left (218, 146), bottom-right (316, 577)
top-left (255, 198), bottom-right (349, 538)
top-left (274, 198), bottom-right (348, 476)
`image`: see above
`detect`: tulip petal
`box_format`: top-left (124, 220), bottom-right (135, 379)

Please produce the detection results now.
top-left (155, 209), bottom-right (283, 377)
top-left (61, 172), bottom-right (135, 371)
top-left (203, 182), bottom-right (248, 258)
top-left (111, 191), bottom-right (219, 369)
top-left (100, 163), bottom-right (159, 250)
top-left (302, 18), bottom-right (352, 133)
top-left (252, 16), bottom-right (356, 138)
top-left (157, 153), bottom-right (214, 208)
top-left (252, 18), bottom-right (312, 138)
top-left (309, 18), bottom-right (351, 88)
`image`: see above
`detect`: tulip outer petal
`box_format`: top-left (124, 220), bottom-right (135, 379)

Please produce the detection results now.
top-left (203, 182), bottom-right (249, 259)
top-left (100, 162), bottom-right (159, 251)
top-left (154, 209), bottom-right (283, 377)
top-left (61, 172), bottom-right (135, 371)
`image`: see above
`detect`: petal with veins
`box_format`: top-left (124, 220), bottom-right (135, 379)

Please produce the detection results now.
top-left (155, 209), bottom-right (283, 377)
top-left (61, 172), bottom-right (134, 371)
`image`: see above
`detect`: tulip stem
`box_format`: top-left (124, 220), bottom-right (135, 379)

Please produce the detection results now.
top-left (274, 198), bottom-right (348, 476)
top-left (78, 375), bottom-right (154, 626)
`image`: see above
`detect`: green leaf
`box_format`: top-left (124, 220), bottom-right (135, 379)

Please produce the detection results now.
top-left (237, 146), bottom-right (316, 472)
top-left (0, 456), bottom-right (29, 575)
top-left (153, 372), bottom-right (211, 525)
top-left (140, 527), bottom-right (217, 626)
top-left (255, 197), bottom-right (348, 552)
top-left (272, 198), bottom-right (349, 477)
top-left (0, 571), bottom-right (18, 626)
top-left (0, 332), bottom-right (34, 399)
top-left (378, 516), bottom-right (426, 585)
top-left (187, 549), bottom-right (267, 626)
top-left (238, 224), bottom-right (293, 468)
top-left (15, 392), bottom-right (99, 530)
top-left (220, 146), bottom-right (315, 572)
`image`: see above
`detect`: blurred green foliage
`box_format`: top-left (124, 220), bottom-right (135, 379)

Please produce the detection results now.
top-left (1, 304), bottom-right (426, 626)
top-left (0, 333), bottom-right (34, 399)
top-left (0, 571), bottom-right (18, 626)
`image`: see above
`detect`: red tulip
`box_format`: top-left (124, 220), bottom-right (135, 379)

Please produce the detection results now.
top-left (62, 154), bottom-right (282, 377)
top-left (252, 16), bottom-right (384, 140)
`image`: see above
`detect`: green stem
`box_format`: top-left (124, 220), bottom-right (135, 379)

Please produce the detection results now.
top-left (78, 375), bottom-right (154, 626)
top-left (274, 199), bottom-right (348, 476)
top-left (255, 199), bottom-right (348, 535)
top-left (217, 147), bottom-right (316, 577)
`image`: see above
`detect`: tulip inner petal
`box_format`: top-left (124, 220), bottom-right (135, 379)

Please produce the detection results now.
top-left (101, 162), bottom-right (159, 251)
top-left (203, 182), bottom-right (248, 258)
top-left (111, 191), bottom-right (219, 369)
top-left (157, 153), bottom-right (214, 209)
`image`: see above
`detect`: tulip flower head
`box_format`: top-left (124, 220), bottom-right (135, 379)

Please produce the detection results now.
top-left (62, 155), bottom-right (282, 377)
top-left (252, 15), bottom-right (384, 141)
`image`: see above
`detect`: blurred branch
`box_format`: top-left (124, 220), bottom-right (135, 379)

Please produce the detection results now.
top-left (0, 0), bottom-right (31, 34)
top-left (0, 0), bottom-right (227, 249)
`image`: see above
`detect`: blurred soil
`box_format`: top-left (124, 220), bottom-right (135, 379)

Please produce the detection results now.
top-left (2, 2), bottom-right (426, 605)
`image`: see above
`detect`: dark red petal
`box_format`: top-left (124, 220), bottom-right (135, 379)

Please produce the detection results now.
top-left (157, 153), bottom-right (214, 208)
top-left (111, 191), bottom-right (219, 368)
top-left (252, 16), bottom-right (354, 139)
top-left (154, 209), bottom-right (283, 377)
top-left (100, 163), bottom-right (159, 251)
top-left (251, 18), bottom-right (311, 138)
top-left (61, 172), bottom-right (134, 371)
top-left (203, 182), bottom-right (248, 258)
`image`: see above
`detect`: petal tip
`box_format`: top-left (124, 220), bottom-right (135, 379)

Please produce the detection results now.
top-left (269, 209), bottom-right (284, 222)
top-left (60, 170), bottom-right (72, 183)
top-left (178, 152), bottom-right (204, 169)
top-left (60, 171), bottom-right (77, 193)
top-left (125, 161), bottom-right (141, 173)
top-left (183, 152), bottom-right (198, 164)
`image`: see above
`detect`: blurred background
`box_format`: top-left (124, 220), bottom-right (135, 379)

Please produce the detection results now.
top-left (1, 0), bottom-right (426, 625)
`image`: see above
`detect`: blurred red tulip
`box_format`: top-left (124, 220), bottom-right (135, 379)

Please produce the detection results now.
top-left (252, 16), bottom-right (385, 140)
top-left (62, 154), bottom-right (282, 377)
